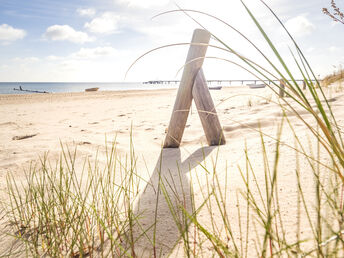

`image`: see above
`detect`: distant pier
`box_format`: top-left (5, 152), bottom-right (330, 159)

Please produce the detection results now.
top-left (143, 79), bottom-right (321, 85)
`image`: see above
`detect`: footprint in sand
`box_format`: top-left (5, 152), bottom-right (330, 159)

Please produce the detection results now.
top-left (0, 122), bottom-right (17, 127)
top-left (223, 120), bottom-right (272, 132)
top-left (327, 97), bottom-right (337, 102)
top-left (0, 122), bottom-right (21, 129)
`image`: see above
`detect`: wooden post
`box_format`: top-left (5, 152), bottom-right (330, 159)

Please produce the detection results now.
top-left (164, 29), bottom-right (211, 148)
top-left (279, 79), bottom-right (285, 98)
top-left (193, 68), bottom-right (226, 145)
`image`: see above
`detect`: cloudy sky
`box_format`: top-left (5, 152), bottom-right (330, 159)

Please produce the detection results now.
top-left (0, 0), bottom-right (343, 82)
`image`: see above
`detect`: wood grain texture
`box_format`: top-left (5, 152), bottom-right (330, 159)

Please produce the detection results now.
top-left (192, 68), bottom-right (226, 146)
top-left (164, 29), bottom-right (211, 148)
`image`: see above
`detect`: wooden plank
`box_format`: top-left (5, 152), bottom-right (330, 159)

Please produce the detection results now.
top-left (192, 68), bottom-right (226, 146)
top-left (164, 29), bottom-right (211, 148)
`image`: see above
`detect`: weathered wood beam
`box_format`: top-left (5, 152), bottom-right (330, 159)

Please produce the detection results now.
top-left (164, 29), bottom-right (211, 148)
top-left (192, 68), bottom-right (226, 146)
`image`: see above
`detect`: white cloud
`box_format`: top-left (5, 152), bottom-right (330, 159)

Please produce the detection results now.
top-left (46, 55), bottom-right (62, 61)
top-left (306, 47), bottom-right (315, 53)
top-left (85, 12), bottom-right (120, 34)
top-left (77, 8), bottom-right (96, 17)
top-left (329, 46), bottom-right (341, 53)
top-left (71, 47), bottom-right (117, 59)
top-left (285, 16), bottom-right (315, 37)
top-left (13, 57), bottom-right (40, 62)
top-left (117, 0), bottom-right (170, 8)
top-left (44, 25), bottom-right (94, 44)
top-left (331, 21), bottom-right (340, 27)
top-left (59, 60), bottom-right (82, 71)
top-left (0, 24), bottom-right (26, 42)
top-left (45, 47), bottom-right (117, 63)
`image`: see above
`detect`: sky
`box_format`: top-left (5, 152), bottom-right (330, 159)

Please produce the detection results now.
top-left (0, 0), bottom-right (343, 82)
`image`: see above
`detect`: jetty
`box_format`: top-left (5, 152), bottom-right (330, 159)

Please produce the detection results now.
top-left (13, 86), bottom-right (49, 94)
top-left (144, 79), bottom-right (321, 86)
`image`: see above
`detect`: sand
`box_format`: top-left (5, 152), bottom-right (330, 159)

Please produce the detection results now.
top-left (1, 85), bottom-right (344, 256)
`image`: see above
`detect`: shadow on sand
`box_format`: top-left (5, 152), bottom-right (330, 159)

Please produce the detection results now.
top-left (134, 146), bottom-right (215, 256)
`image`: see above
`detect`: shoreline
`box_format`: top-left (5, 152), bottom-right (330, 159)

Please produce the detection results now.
top-left (0, 88), bottom-right (177, 104)
top-left (0, 86), bottom-right (249, 104)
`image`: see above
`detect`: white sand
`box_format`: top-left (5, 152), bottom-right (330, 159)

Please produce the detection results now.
top-left (1, 85), bottom-right (343, 256)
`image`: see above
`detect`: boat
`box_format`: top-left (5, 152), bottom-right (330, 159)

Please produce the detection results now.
top-left (85, 87), bottom-right (99, 92)
top-left (143, 80), bottom-right (163, 84)
top-left (247, 83), bottom-right (266, 89)
top-left (209, 86), bottom-right (222, 90)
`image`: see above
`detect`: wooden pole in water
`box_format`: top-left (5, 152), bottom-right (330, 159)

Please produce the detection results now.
top-left (193, 68), bottom-right (226, 145)
top-left (164, 29), bottom-right (211, 148)
top-left (303, 80), bottom-right (307, 90)
top-left (279, 79), bottom-right (285, 98)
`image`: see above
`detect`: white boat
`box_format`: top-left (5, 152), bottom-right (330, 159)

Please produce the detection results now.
top-left (247, 83), bottom-right (266, 89)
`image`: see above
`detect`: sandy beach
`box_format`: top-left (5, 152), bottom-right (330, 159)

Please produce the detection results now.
top-left (1, 85), bottom-right (344, 256)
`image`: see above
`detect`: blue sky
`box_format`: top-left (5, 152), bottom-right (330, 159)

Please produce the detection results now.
top-left (0, 0), bottom-right (343, 82)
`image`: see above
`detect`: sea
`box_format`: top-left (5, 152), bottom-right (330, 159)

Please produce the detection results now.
top-left (0, 82), bottom-right (180, 95)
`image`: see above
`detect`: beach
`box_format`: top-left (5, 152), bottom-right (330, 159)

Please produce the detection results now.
top-left (1, 85), bottom-right (344, 256)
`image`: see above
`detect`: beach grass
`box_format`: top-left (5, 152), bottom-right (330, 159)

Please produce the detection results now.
top-left (3, 139), bottom-right (148, 257)
top-left (2, 0), bottom-right (344, 257)
top-left (323, 69), bottom-right (344, 87)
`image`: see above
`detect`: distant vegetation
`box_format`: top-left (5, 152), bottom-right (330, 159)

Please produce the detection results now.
top-left (322, 68), bottom-right (344, 86)
top-left (323, 0), bottom-right (344, 24)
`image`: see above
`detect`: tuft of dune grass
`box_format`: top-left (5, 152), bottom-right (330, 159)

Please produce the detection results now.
top-left (322, 69), bottom-right (344, 87)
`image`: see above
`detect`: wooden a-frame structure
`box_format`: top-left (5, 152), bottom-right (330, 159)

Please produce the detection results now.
top-left (164, 29), bottom-right (226, 148)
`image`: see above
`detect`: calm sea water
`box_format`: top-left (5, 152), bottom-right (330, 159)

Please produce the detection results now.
top-left (0, 82), bottom-right (179, 95)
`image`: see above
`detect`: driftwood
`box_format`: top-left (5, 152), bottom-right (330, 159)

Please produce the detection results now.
top-left (12, 134), bottom-right (38, 140)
